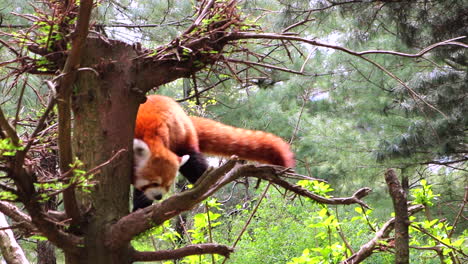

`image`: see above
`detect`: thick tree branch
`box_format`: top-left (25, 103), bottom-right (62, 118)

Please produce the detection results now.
top-left (55, 0), bottom-right (94, 227)
top-left (0, 201), bottom-right (36, 234)
top-left (131, 243), bottom-right (234, 262)
top-left (10, 165), bottom-right (85, 254)
top-left (5, 163), bottom-right (83, 253)
top-left (106, 158), bottom-right (238, 250)
top-left (342, 204), bottom-right (424, 264)
top-left (0, 212), bottom-right (30, 264)
top-left (0, 1), bottom-right (92, 254)
top-left (0, 199), bottom-right (82, 254)
top-left (24, 199), bottom-right (83, 254)
top-left (107, 159), bottom-right (371, 250)
top-left (385, 168), bottom-right (409, 264)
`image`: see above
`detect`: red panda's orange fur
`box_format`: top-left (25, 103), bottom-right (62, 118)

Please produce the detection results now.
top-left (134, 95), bottom-right (199, 190)
top-left (191, 116), bottom-right (295, 167)
top-left (134, 95), bottom-right (294, 198)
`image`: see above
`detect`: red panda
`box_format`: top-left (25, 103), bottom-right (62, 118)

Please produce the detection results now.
top-left (133, 95), bottom-right (294, 206)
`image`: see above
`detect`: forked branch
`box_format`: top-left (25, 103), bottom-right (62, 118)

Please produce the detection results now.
top-left (0, 201), bottom-right (36, 234)
top-left (342, 204), bottom-right (424, 264)
top-left (107, 159), bottom-right (372, 250)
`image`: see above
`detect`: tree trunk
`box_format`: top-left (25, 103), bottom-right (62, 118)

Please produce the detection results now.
top-left (385, 169), bottom-right (410, 264)
top-left (0, 212), bottom-right (30, 264)
top-left (63, 37), bottom-right (141, 263)
top-left (37, 182), bottom-right (57, 264)
top-left (37, 241), bottom-right (56, 264)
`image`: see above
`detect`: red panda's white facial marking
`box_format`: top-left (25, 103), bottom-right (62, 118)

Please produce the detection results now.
top-left (133, 138), bottom-right (150, 175)
top-left (133, 138), bottom-right (190, 200)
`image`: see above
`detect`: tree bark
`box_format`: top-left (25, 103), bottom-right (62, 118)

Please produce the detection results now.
top-left (37, 241), bottom-right (56, 264)
top-left (63, 37), bottom-right (141, 264)
top-left (0, 212), bottom-right (30, 264)
top-left (385, 168), bottom-right (410, 264)
top-left (37, 199), bottom-right (57, 264)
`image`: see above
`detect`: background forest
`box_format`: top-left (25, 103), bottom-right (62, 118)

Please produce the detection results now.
top-left (0, 0), bottom-right (466, 263)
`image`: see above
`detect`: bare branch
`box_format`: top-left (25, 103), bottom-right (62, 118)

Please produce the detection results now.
top-left (343, 204), bottom-right (424, 264)
top-left (449, 187), bottom-right (468, 238)
top-left (251, 165), bottom-right (371, 208)
top-left (0, 57), bottom-right (29, 68)
top-left (55, 0), bottom-right (94, 227)
top-left (411, 224), bottom-right (468, 258)
top-left (22, 94), bottom-right (56, 154)
top-left (226, 58), bottom-right (306, 75)
top-left (108, 160), bottom-right (372, 250)
top-left (132, 243), bottom-right (234, 262)
top-left (0, 212), bottom-right (30, 264)
top-left (39, 148), bottom-right (127, 198)
top-left (225, 33), bottom-right (466, 117)
top-left (358, 55), bottom-right (448, 118)
top-left (228, 33), bottom-right (467, 58)
top-left (231, 182), bottom-right (271, 249)
top-left (0, 201), bottom-right (36, 234)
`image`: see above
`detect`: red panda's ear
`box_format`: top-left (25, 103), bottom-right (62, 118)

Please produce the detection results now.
top-left (178, 155), bottom-right (190, 167)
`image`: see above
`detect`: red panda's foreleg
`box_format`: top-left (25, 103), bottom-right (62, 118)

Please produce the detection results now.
top-left (176, 150), bottom-right (209, 184)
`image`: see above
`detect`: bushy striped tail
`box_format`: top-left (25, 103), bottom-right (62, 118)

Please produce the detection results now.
top-left (190, 117), bottom-right (295, 167)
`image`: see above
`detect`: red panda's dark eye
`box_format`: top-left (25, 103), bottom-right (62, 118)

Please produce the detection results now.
top-left (135, 147), bottom-right (145, 156)
top-left (140, 182), bottom-right (160, 191)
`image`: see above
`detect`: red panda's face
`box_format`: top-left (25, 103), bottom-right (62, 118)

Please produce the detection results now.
top-left (133, 139), bottom-right (188, 201)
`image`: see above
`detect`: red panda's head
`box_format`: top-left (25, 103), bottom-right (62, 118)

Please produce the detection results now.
top-left (133, 139), bottom-right (189, 200)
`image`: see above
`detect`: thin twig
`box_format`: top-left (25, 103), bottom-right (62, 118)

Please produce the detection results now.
top-left (289, 92), bottom-right (308, 145)
top-left (221, 182), bottom-right (271, 264)
top-left (227, 58), bottom-right (305, 75)
top-left (343, 204), bottom-right (424, 264)
top-left (22, 93), bottom-right (56, 154)
top-left (448, 187), bottom-right (468, 238)
top-left (335, 206), bottom-right (354, 255)
top-left (227, 33), bottom-right (467, 117)
top-left (411, 225), bottom-right (468, 257)
top-left (0, 107), bottom-right (20, 146)
top-left (205, 202), bottom-right (216, 264)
